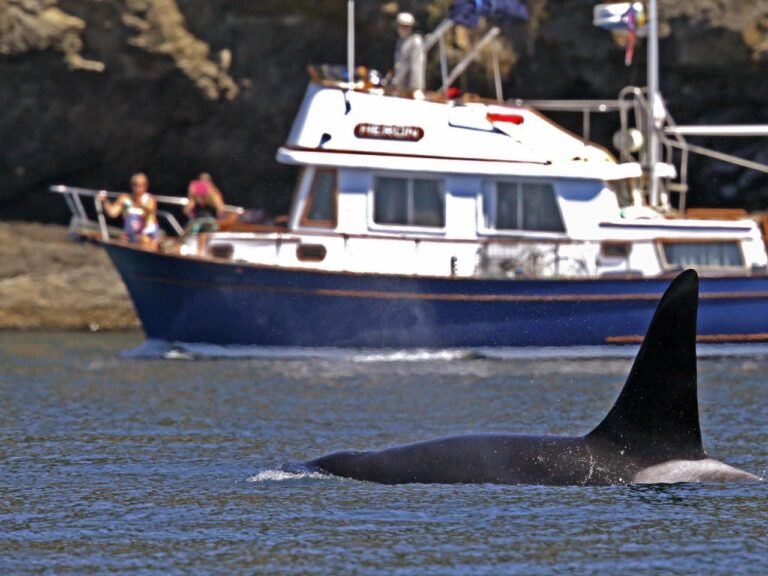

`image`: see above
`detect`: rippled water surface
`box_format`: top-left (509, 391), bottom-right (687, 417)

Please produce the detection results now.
top-left (1, 332), bottom-right (766, 575)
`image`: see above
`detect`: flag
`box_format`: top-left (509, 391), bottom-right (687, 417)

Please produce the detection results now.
top-left (449, 0), bottom-right (529, 29)
top-left (623, 3), bottom-right (637, 66)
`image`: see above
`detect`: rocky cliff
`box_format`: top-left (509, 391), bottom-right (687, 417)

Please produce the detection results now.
top-left (2, 0), bottom-right (767, 223)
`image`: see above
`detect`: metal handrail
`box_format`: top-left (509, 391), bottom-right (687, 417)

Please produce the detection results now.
top-left (665, 141), bottom-right (768, 175)
top-left (518, 87), bottom-right (693, 211)
top-left (50, 185), bottom-right (244, 241)
top-left (510, 97), bottom-right (632, 143)
top-left (93, 191), bottom-right (109, 241)
top-left (666, 125), bottom-right (768, 137)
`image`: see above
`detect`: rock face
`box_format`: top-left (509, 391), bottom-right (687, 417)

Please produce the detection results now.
top-left (0, 0), bottom-right (104, 71)
top-left (1, 0), bottom-right (767, 223)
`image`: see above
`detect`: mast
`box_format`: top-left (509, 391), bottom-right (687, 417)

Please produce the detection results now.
top-left (347, 0), bottom-right (355, 85)
top-left (647, 0), bottom-right (661, 207)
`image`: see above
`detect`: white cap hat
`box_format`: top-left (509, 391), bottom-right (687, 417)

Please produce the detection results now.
top-left (397, 12), bottom-right (416, 27)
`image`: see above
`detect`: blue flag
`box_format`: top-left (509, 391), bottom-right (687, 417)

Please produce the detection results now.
top-left (450, 0), bottom-right (529, 28)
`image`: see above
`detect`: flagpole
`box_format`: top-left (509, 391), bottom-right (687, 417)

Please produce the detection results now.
top-left (647, 0), bottom-right (660, 207)
top-left (347, 0), bottom-right (355, 85)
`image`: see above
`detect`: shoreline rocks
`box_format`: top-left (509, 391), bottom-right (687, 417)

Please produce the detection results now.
top-left (0, 221), bottom-right (139, 330)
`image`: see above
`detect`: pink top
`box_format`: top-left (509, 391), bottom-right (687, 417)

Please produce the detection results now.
top-left (190, 180), bottom-right (210, 197)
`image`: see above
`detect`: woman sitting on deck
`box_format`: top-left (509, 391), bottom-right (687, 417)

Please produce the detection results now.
top-left (184, 172), bottom-right (224, 232)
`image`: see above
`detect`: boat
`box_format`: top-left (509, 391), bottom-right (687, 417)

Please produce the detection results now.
top-left (52, 1), bottom-right (768, 348)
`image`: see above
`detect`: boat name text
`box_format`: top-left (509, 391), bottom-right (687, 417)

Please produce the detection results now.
top-left (354, 123), bottom-right (425, 142)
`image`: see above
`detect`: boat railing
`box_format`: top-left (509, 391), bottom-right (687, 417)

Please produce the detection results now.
top-left (512, 88), bottom-right (694, 210)
top-left (655, 105), bottom-right (768, 213)
top-left (516, 87), bottom-right (768, 216)
top-left (476, 239), bottom-right (593, 278)
top-left (662, 125), bottom-right (768, 191)
top-left (50, 185), bottom-right (244, 243)
top-left (51, 185), bottom-right (186, 242)
top-left (509, 96), bottom-right (631, 143)
top-left (616, 86), bottom-right (695, 210)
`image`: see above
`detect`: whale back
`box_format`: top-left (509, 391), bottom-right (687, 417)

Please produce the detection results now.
top-left (587, 269), bottom-right (705, 462)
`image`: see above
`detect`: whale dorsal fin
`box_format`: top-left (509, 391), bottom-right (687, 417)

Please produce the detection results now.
top-left (587, 269), bottom-right (705, 461)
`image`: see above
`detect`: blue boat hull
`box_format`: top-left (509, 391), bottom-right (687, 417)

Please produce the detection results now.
top-left (104, 242), bottom-right (768, 348)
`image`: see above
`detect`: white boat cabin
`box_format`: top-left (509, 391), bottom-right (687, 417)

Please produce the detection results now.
top-left (186, 81), bottom-right (767, 280)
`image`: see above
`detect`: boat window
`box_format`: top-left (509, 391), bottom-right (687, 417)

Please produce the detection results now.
top-left (412, 179), bottom-right (444, 226)
top-left (495, 183), bottom-right (520, 229)
top-left (301, 169), bottom-right (337, 227)
top-left (601, 242), bottom-right (632, 259)
top-left (484, 181), bottom-right (564, 233)
top-left (373, 176), bottom-right (445, 227)
top-left (296, 243), bottom-right (327, 262)
top-left (661, 241), bottom-right (744, 268)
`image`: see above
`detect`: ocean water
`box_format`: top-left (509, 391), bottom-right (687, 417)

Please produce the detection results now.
top-left (1, 331), bottom-right (766, 575)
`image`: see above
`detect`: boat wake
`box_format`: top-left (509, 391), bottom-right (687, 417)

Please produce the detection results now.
top-left (122, 339), bottom-right (768, 361)
top-left (123, 340), bottom-right (483, 362)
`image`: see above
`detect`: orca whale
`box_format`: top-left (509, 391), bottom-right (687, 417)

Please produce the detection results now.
top-left (305, 270), bottom-right (761, 485)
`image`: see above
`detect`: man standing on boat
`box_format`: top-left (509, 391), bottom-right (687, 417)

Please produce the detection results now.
top-left (392, 12), bottom-right (426, 97)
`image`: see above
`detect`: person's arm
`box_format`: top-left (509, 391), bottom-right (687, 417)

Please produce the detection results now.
top-left (184, 187), bottom-right (195, 216)
top-left (210, 185), bottom-right (225, 216)
top-left (98, 192), bottom-right (127, 218)
top-left (144, 194), bottom-right (158, 220)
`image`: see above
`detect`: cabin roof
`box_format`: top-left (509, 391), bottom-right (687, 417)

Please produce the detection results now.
top-left (278, 82), bottom-right (659, 180)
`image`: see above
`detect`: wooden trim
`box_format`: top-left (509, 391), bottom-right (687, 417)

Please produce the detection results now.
top-left (284, 145), bottom-right (549, 167)
top-left (299, 168), bottom-right (338, 229)
top-left (683, 208), bottom-right (749, 220)
top-left (763, 214), bottom-right (768, 254)
top-left (132, 272), bottom-right (768, 304)
top-left (659, 237), bottom-right (746, 245)
top-left (607, 333), bottom-right (768, 344)
top-left (216, 222), bottom-right (291, 233)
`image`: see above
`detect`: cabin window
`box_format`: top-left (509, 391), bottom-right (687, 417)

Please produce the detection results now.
top-left (301, 169), bottom-right (337, 227)
top-left (483, 181), bottom-right (565, 233)
top-left (661, 241), bottom-right (743, 268)
top-left (373, 176), bottom-right (445, 227)
top-left (601, 242), bottom-right (632, 259)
